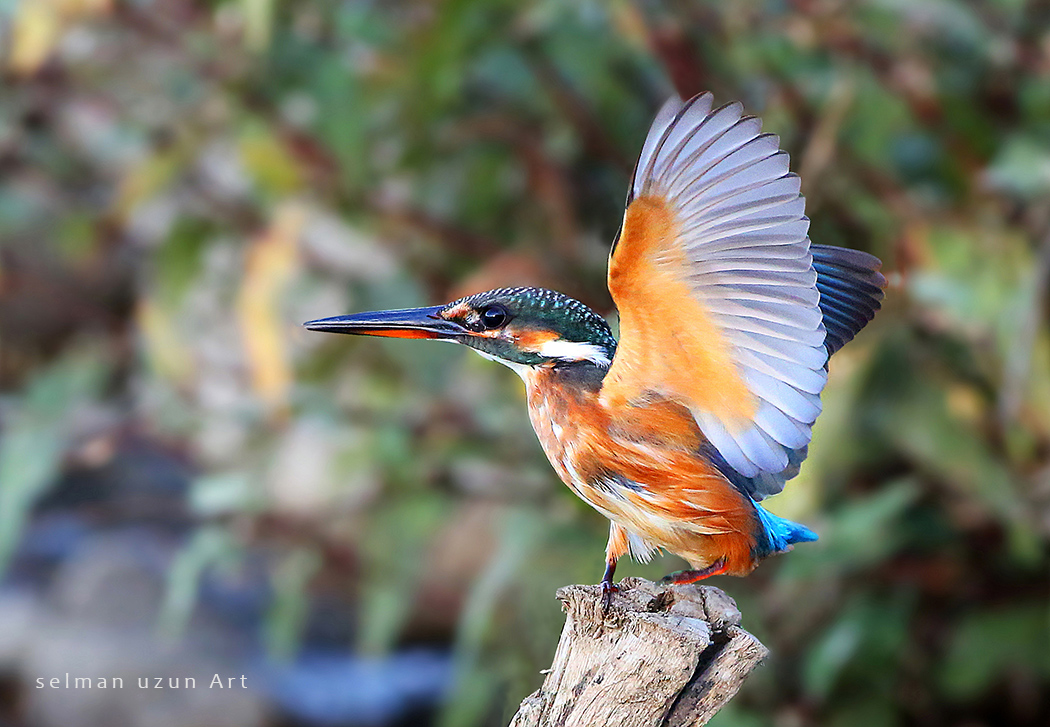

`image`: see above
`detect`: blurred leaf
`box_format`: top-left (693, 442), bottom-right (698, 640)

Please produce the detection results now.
top-left (705, 704), bottom-right (765, 727)
top-left (158, 525), bottom-right (241, 640)
top-left (911, 224), bottom-right (1034, 346)
top-left (826, 697), bottom-right (898, 727)
top-left (356, 495), bottom-right (451, 654)
top-left (155, 217), bottom-right (213, 307)
top-left (114, 148), bottom-right (184, 221)
top-left (777, 479), bottom-right (919, 582)
top-left (0, 352), bottom-right (105, 575)
top-left (0, 429), bottom-right (63, 574)
top-left (804, 593), bottom-right (912, 703)
top-left (241, 0), bottom-right (275, 52)
top-left (439, 507), bottom-right (543, 727)
top-left (984, 135), bottom-right (1050, 200)
top-left (236, 201), bottom-right (304, 415)
top-left (8, 0), bottom-right (61, 76)
top-left (312, 61), bottom-right (365, 187)
top-left (805, 607), bottom-right (865, 701)
top-left (840, 69), bottom-right (912, 173)
top-left (940, 603), bottom-right (1050, 699)
top-left (239, 126), bottom-right (303, 196)
top-left (265, 546), bottom-right (322, 660)
top-left (137, 297), bottom-right (195, 384)
top-left (882, 380), bottom-right (1034, 549)
top-left (189, 471), bottom-right (262, 516)
top-left (4, 0), bottom-right (116, 75)
top-left (868, 0), bottom-right (988, 48)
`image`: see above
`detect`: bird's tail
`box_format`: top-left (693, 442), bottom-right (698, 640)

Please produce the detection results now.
top-left (754, 502), bottom-right (818, 555)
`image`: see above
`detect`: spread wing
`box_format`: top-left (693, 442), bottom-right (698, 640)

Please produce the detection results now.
top-left (602, 93), bottom-right (831, 489)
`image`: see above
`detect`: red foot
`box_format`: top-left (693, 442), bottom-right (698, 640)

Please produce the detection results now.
top-left (661, 558), bottom-right (727, 585)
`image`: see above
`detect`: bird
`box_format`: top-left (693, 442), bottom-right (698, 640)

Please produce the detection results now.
top-left (305, 93), bottom-right (885, 605)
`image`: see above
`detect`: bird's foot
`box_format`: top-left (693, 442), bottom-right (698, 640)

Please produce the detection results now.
top-left (661, 558), bottom-right (727, 585)
top-left (599, 560), bottom-right (618, 613)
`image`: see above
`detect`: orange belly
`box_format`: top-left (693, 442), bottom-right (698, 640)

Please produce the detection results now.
top-left (523, 366), bottom-right (761, 575)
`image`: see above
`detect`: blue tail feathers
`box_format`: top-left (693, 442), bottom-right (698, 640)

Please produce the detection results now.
top-left (754, 502), bottom-right (818, 556)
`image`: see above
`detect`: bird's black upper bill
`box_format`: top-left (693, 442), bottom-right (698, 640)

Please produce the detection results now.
top-left (303, 306), bottom-right (464, 340)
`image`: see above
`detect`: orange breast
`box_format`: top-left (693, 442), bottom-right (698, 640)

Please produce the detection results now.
top-left (523, 366), bottom-right (761, 575)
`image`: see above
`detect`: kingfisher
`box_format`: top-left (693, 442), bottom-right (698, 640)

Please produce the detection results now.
top-left (305, 93), bottom-right (884, 604)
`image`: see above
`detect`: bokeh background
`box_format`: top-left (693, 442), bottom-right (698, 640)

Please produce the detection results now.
top-left (2, 1), bottom-right (1049, 726)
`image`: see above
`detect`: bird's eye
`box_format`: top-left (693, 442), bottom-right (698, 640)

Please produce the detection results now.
top-left (479, 304), bottom-right (509, 329)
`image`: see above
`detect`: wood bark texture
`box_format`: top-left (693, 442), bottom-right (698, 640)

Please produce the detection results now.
top-left (509, 577), bottom-right (768, 727)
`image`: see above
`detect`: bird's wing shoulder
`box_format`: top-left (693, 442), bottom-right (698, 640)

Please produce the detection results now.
top-left (601, 93), bottom-right (828, 490)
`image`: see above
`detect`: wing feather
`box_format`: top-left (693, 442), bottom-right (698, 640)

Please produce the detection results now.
top-left (603, 92), bottom-right (829, 485)
top-left (682, 174), bottom-right (802, 218)
top-left (703, 298), bottom-right (822, 329)
top-left (709, 315), bottom-right (824, 345)
top-left (604, 93), bottom-right (884, 497)
top-left (651, 99), bottom-right (730, 179)
top-left (742, 331), bottom-right (827, 367)
top-left (678, 154), bottom-right (793, 202)
top-left (632, 97), bottom-right (691, 193)
top-left (736, 349), bottom-right (826, 394)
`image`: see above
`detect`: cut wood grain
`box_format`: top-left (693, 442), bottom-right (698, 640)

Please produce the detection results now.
top-left (509, 577), bottom-right (767, 727)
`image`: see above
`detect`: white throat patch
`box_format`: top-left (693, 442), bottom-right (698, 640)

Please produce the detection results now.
top-left (469, 338), bottom-right (611, 379)
top-left (537, 339), bottom-right (611, 368)
top-left (472, 348), bottom-right (531, 380)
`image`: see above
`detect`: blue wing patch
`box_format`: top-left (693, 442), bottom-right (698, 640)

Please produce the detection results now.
top-left (812, 245), bottom-right (885, 357)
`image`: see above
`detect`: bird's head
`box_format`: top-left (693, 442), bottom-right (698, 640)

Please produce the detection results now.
top-left (305, 287), bottom-right (616, 375)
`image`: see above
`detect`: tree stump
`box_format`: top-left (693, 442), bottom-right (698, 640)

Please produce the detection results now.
top-left (509, 577), bottom-right (767, 727)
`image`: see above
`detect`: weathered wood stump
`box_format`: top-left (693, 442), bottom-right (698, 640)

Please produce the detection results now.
top-left (509, 577), bottom-right (768, 727)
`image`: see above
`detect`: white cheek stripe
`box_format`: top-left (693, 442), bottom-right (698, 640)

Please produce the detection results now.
top-left (537, 339), bottom-right (611, 367)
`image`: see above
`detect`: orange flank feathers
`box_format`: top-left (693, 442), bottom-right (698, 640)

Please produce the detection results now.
top-left (603, 196), bottom-right (756, 428)
top-left (605, 522), bottom-right (631, 564)
top-left (525, 365), bottom-right (761, 576)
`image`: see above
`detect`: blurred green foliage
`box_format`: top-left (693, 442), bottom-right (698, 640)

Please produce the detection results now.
top-left (2, 1), bottom-right (1049, 726)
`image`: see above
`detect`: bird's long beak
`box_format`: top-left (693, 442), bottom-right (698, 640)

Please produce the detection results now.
top-left (303, 306), bottom-right (466, 340)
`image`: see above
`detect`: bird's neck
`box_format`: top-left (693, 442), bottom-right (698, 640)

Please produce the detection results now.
top-left (540, 360), bottom-right (609, 392)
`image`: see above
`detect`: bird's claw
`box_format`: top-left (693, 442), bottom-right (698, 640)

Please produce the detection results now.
top-left (600, 580), bottom-right (619, 613)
